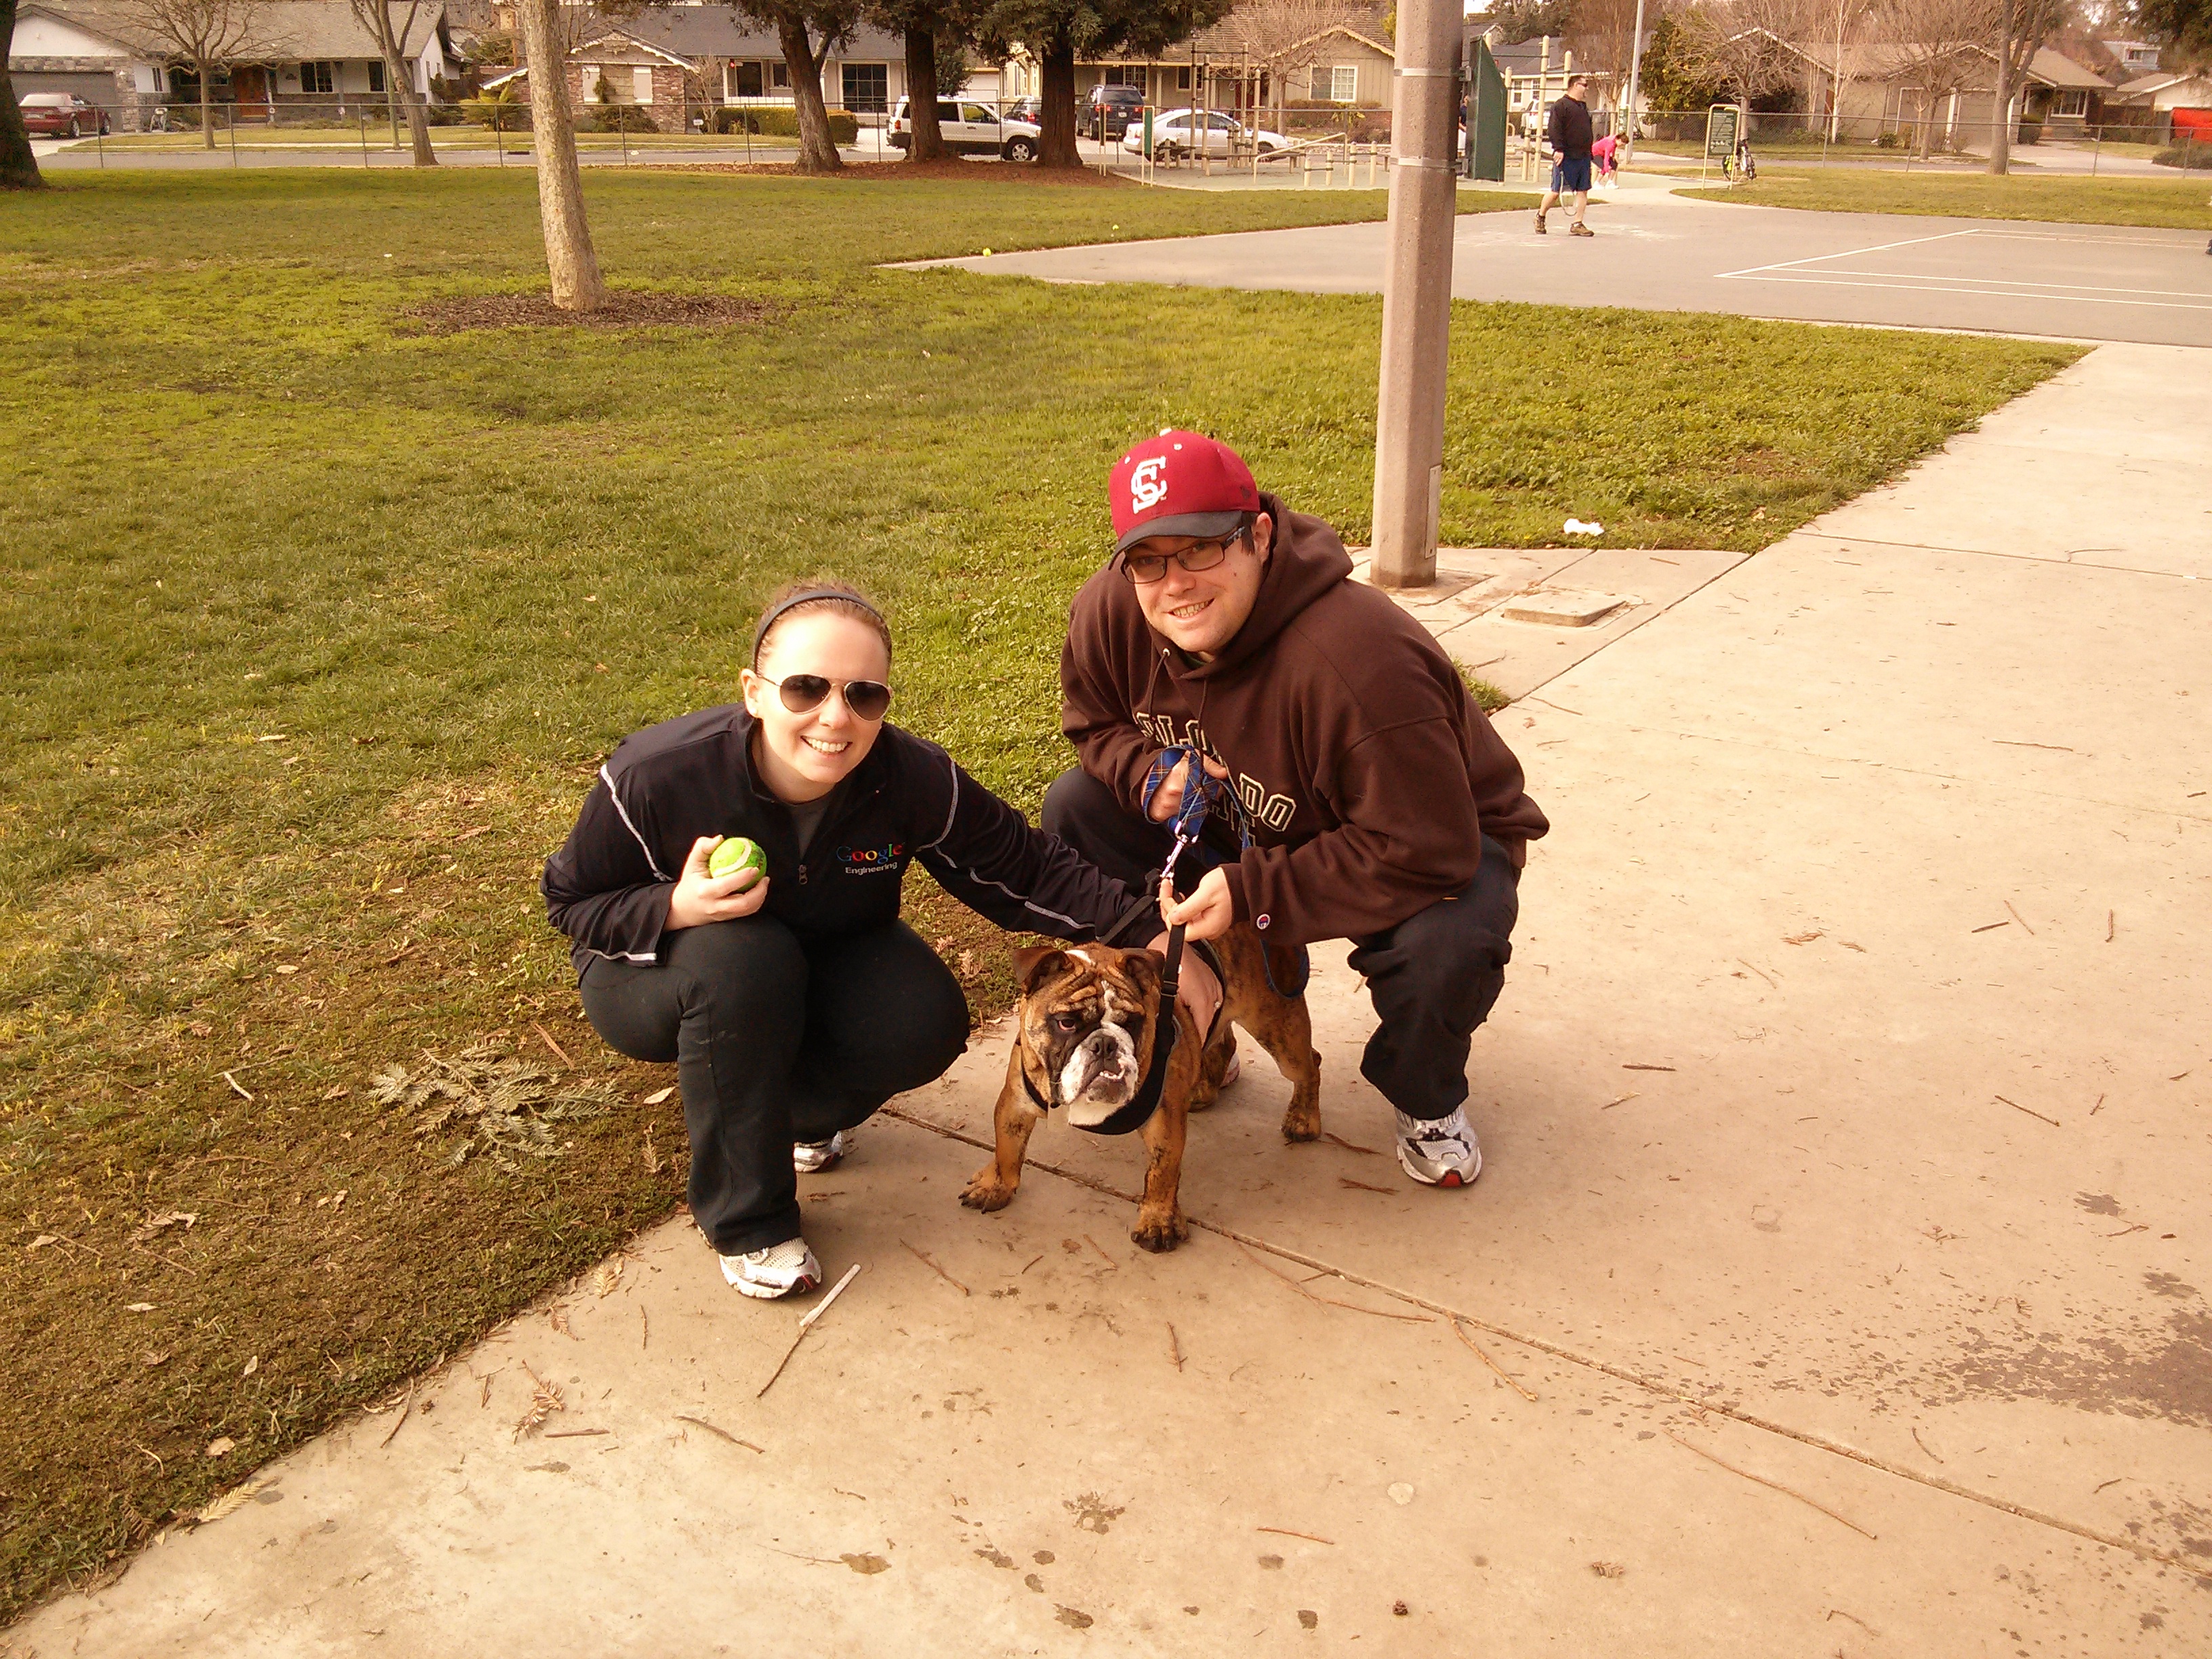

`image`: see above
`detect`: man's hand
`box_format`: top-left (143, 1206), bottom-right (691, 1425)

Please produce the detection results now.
top-left (1160, 867), bottom-right (1235, 943)
top-left (1147, 930), bottom-right (1221, 1038)
top-left (668, 836), bottom-right (771, 930)
top-left (1145, 749), bottom-right (1232, 825)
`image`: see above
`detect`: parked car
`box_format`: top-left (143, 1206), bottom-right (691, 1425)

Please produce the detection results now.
top-left (1120, 108), bottom-right (1289, 161)
top-left (18, 92), bottom-right (111, 138)
top-left (1004, 96), bottom-right (1042, 127)
top-left (887, 96), bottom-right (1044, 163)
top-left (1086, 83), bottom-right (1146, 141)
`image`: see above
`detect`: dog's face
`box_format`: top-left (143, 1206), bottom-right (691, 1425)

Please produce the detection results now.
top-left (1012, 945), bottom-right (1164, 1130)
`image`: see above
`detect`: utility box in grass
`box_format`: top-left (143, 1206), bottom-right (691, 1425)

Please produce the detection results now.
top-left (1462, 34), bottom-right (1506, 182)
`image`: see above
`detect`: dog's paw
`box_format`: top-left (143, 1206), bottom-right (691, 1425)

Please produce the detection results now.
top-left (960, 1168), bottom-right (1017, 1212)
top-left (1280, 1099), bottom-right (1322, 1143)
top-left (1130, 1208), bottom-right (1189, 1253)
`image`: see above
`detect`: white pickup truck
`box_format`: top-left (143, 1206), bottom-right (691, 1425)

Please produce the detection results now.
top-left (887, 98), bottom-right (1044, 163)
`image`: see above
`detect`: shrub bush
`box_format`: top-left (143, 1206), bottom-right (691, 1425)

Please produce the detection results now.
top-left (1874, 129), bottom-right (1902, 148)
top-left (2015, 119), bottom-right (2042, 145)
top-left (582, 105), bottom-right (659, 133)
top-left (2152, 140), bottom-right (2211, 169)
top-left (712, 106), bottom-right (858, 144)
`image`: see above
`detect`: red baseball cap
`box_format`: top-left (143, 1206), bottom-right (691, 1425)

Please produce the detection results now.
top-left (1109, 430), bottom-right (1262, 557)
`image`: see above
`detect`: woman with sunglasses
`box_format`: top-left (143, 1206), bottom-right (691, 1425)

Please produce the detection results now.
top-left (542, 581), bottom-right (1156, 1300)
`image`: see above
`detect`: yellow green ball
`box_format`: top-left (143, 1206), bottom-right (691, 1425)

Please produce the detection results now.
top-left (708, 836), bottom-right (766, 884)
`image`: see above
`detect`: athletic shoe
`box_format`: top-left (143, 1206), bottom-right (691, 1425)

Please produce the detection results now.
top-left (1534, 212), bottom-right (1548, 234)
top-left (1393, 1107), bottom-right (1483, 1188)
top-left (719, 1236), bottom-right (822, 1299)
top-left (793, 1131), bottom-right (845, 1174)
top-left (1570, 222), bottom-right (1594, 238)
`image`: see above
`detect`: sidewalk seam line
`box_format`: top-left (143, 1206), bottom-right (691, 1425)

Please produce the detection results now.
top-left (880, 1102), bottom-right (2211, 1584)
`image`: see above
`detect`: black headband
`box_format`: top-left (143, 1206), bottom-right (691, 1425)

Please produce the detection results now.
top-left (750, 590), bottom-right (886, 667)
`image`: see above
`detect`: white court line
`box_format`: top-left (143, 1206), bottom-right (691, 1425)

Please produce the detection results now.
top-left (1742, 268), bottom-right (2212, 301)
top-left (1711, 229), bottom-right (1975, 281)
top-left (1722, 271), bottom-right (2212, 311)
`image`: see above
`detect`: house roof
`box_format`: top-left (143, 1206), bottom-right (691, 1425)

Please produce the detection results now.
top-left (2114, 68), bottom-right (2212, 96)
top-left (1783, 38), bottom-right (2108, 91)
top-left (575, 6), bottom-right (904, 65)
top-left (26, 0), bottom-right (443, 60)
top-left (2026, 47), bottom-right (2108, 91)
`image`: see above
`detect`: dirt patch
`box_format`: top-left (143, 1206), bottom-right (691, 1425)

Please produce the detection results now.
top-left (675, 159), bottom-right (1132, 187)
top-left (396, 291), bottom-right (771, 337)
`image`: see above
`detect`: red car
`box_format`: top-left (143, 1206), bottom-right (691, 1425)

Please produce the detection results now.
top-left (18, 93), bottom-right (112, 138)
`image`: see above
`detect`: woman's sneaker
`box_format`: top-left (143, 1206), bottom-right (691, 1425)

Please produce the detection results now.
top-left (1393, 1107), bottom-right (1482, 1187)
top-left (793, 1131), bottom-right (846, 1174)
top-left (719, 1237), bottom-right (822, 1299)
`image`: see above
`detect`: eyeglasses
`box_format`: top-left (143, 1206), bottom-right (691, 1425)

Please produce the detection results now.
top-left (1120, 531), bottom-right (1246, 586)
top-left (756, 672), bottom-right (893, 723)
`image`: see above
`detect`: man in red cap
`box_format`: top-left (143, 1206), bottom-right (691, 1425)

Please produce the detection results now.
top-left (1043, 431), bottom-right (1548, 1187)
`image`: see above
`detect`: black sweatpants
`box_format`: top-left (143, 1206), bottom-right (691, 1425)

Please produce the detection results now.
top-left (1041, 766), bottom-right (1519, 1122)
top-left (579, 917), bottom-right (969, 1254)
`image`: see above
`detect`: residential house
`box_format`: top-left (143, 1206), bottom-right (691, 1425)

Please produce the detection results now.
top-left (2106, 69), bottom-right (2212, 140)
top-left (7, 0), bottom-right (453, 129)
top-left (483, 8), bottom-right (983, 132)
top-left (1001, 14), bottom-right (1396, 121)
top-left (1746, 34), bottom-right (2111, 146)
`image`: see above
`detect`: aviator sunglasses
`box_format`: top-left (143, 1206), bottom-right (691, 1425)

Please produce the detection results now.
top-left (1120, 528), bottom-right (1248, 586)
top-left (756, 672), bottom-right (893, 723)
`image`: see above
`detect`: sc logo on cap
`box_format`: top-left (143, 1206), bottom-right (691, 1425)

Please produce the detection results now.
top-left (1128, 457), bottom-right (1168, 512)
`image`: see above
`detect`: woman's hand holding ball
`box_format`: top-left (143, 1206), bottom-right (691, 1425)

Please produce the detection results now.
top-left (669, 836), bottom-right (770, 930)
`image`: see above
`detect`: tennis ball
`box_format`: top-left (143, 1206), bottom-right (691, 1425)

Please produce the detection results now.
top-left (707, 836), bottom-right (766, 885)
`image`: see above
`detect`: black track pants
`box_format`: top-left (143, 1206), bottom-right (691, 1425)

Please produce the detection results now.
top-left (579, 916), bottom-right (969, 1254)
top-left (1042, 765), bottom-right (1519, 1122)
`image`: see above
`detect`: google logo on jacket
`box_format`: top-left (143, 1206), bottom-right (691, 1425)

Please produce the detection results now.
top-left (837, 842), bottom-right (907, 869)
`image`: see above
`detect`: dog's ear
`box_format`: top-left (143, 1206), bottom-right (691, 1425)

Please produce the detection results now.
top-left (1013, 946), bottom-right (1073, 996)
top-left (1117, 947), bottom-right (1164, 1002)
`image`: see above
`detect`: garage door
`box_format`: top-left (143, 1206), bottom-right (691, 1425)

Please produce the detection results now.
top-left (14, 70), bottom-right (121, 108)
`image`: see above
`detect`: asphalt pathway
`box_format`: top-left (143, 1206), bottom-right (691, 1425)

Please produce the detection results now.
top-left (921, 185), bottom-right (2212, 346)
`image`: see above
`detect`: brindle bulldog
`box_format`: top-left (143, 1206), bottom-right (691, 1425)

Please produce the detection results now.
top-left (958, 923), bottom-right (1321, 1252)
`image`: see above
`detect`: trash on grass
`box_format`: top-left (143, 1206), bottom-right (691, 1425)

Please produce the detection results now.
top-left (1563, 518), bottom-right (1604, 537)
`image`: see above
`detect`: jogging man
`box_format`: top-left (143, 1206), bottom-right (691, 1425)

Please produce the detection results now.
top-left (1043, 431), bottom-right (1549, 1189)
top-left (1537, 73), bottom-right (1595, 237)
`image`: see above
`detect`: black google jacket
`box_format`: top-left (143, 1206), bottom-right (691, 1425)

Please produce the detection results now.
top-left (543, 705), bottom-right (1149, 975)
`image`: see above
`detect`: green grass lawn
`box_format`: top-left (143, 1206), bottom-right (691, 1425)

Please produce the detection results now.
top-left (89, 126), bottom-right (805, 152)
top-left (1677, 165), bottom-right (2212, 228)
top-left (0, 165), bottom-right (2078, 1622)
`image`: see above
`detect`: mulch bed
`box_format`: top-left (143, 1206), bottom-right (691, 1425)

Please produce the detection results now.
top-left (396, 291), bottom-right (771, 337)
top-left (674, 159), bottom-right (1133, 187)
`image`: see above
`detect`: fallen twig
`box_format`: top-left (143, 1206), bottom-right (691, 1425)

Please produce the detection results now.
top-left (1338, 1176), bottom-right (1396, 1193)
top-left (2091, 1093), bottom-right (2105, 1116)
top-left (1167, 1322), bottom-right (1185, 1372)
top-left (533, 1023), bottom-right (573, 1066)
top-left (1256, 1526), bottom-right (1335, 1545)
top-left (1990, 739), bottom-right (2072, 752)
top-left (1736, 959), bottom-right (1776, 989)
top-left (2106, 909), bottom-right (2114, 943)
top-left (221, 1071), bottom-right (255, 1102)
top-left (2094, 1477), bottom-right (2124, 1494)
top-left (757, 1262), bottom-right (862, 1399)
top-left (1994, 1094), bottom-right (2059, 1128)
top-left (676, 1414), bottom-right (764, 1452)
top-left (1599, 1093), bottom-right (1639, 1111)
top-left (1911, 1426), bottom-right (1942, 1464)
top-left (1452, 1316), bottom-right (1538, 1401)
top-left (1084, 1233), bottom-right (1118, 1269)
top-left (378, 1383), bottom-right (415, 1449)
top-left (1019, 1253), bottom-right (1045, 1275)
top-left (1237, 1241), bottom-right (1433, 1323)
top-left (512, 1361), bottom-right (563, 1441)
top-left (2105, 1223), bottom-right (2148, 1239)
top-left (901, 1239), bottom-right (970, 1296)
top-left (545, 1427), bottom-right (610, 1439)
top-left (1971, 920), bottom-right (2009, 933)
top-left (1321, 1132), bottom-right (1378, 1155)
top-left (2003, 900), bottom-right (2035, 937)
top-left (1665, 1429), bottom-right (1875, 1540)
top-left (1622, 1064), bottom-right (1676, 1073)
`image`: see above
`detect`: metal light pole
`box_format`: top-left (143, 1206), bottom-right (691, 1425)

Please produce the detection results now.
top-left (1624, 0), bottom-right (1647, 161)
top-left (1370, 0), bottom-right (1461, 590)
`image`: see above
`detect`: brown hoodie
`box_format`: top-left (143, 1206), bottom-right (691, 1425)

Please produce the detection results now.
top-left (1061, 495), bottom-right (1549, 947)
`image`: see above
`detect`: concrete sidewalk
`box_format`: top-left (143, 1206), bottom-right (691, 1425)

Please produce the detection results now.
top-left (11, 344), bottom-right (2209, 1656)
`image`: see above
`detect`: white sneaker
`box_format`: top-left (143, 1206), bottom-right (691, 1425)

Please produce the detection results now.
top-left (1394, 1107), bottom-right (1482, 1188)
top-left (718, 1236), bottom-right (822, 1299)
top-left (793, 1131), bottom-right (846, 1174)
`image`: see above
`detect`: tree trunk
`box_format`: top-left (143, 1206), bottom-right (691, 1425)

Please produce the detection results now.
top-left (905, 26), bottom-right (944, 161)
top-left (1038, 33), bottom-right (1077, 168)
top-left (778, 16), bottom-right (842, 173)
top-left (518, 0), bottom-right (606, 310)
top-left (200, 57), bottom-right (216, 150)
top-left (1988, 0), bottom-right (2011, 173)
top-left (0, 0), bottom-right (44, 189)
top-left (384, 47), bottom-right (437, 165)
